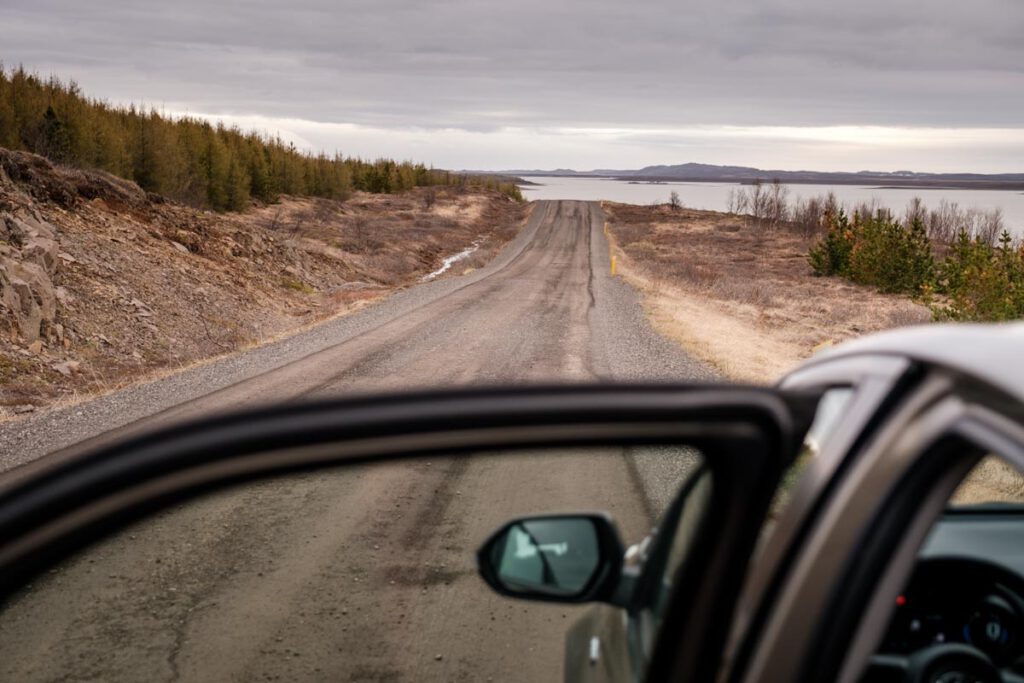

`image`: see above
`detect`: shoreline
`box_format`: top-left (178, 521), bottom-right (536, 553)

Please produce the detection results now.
top-left (518, 174), bottom-right (1024, 192)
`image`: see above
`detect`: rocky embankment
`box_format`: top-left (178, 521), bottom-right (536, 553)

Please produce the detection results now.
top-left (0, 149), bottom-right (523, 418)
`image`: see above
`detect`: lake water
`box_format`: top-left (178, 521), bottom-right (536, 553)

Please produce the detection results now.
top-left (519, 176), bottom-right (1024, 238)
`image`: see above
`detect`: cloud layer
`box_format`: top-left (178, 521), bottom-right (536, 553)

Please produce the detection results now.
top-left (3, 0), bottom-right (1023, 170)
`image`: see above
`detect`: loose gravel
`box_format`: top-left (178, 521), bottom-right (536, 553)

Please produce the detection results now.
top-left (0, 200), bottom-right (718, 489)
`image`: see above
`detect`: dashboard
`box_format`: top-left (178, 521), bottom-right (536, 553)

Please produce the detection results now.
top-left (880, 510), bottom-right (1024, 669)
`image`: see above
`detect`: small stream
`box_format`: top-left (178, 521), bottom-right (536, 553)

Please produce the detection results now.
top-left (421, 240), bottom-right (481, 281)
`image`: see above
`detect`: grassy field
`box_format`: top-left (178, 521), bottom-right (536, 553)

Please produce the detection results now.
top-left (603, 201), bottom-right (930, 383)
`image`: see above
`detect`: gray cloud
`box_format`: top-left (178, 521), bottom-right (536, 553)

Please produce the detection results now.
top-left (2, 0), bottom-right (1023, 168)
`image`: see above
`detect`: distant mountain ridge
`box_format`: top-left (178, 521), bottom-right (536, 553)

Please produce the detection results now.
top-left (491, 163), bottom-right (1024, 189)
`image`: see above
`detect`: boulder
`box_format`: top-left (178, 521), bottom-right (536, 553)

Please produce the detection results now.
top-left (14, 213), bottom-right (56, 241)
top-left (51, 360), bottom-right (80, 376)
top-left (2, 212), bottom-right (58, 246)
top-left (1, 257), bottom-right (57, 343)
top-left (22, 236), bottom-right (60, 274)
top-left (0, 208), bottom-right (63, 343)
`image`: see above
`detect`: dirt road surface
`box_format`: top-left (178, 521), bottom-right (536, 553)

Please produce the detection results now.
top-left (0, 200), bottom-right (712, 681)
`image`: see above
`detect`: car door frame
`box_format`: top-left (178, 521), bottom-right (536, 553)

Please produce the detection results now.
top-left (0, 384), bottom-right (814, 683)
top-left (735, 363), bottom-right (1024, 683)
top-left (721, 354), bottom-right (915, 681)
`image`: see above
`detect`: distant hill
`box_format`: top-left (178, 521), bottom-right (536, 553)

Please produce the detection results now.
top-left (489, 163), bottom-right (1024, 190)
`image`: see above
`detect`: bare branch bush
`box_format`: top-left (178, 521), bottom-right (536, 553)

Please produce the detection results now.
top-left (732, 179), bottom-right (790, 230)
top-left (669, 190), bottom-right (683, 211)
top-left (791, 196), bottom-right (826, 238)
top-left (905, 197), bottom-right (926, 227)
top-left (422, 187), bottom-right (437, 211)
top-left (927, 200), bottom-right (960, 244)
top-left (766, 180), bottom-right (789, 230)
top-left (733, 187), bottom-right (749, 214)
top-left (923, 200), bottom-right (1004, 245)
top-left (977, 207), bottom-right (1004, 246)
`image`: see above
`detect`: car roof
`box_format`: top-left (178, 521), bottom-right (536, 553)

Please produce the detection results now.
top-left (803, 322), bottom-right (1024, 403)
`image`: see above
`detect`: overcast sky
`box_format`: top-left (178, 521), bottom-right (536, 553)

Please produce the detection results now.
top-left (3, 0), bottom-right (1023, 172)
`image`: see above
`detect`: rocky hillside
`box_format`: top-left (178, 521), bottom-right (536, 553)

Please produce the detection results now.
top-left (0, 149), bottom-right (524, 417)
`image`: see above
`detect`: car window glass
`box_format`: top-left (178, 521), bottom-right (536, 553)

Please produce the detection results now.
top-left (0, 445), bottom-right (709, 682)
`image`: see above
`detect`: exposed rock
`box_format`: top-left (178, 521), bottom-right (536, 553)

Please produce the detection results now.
top-left (6, 212), bottom-right (57, 242)
top-left (0, 205), bottom-right (63, 344)
top-left (22, 236), bottom-right (60, 274)
top-left (51, 360), bottom-right (80, 376)
top-left (1, 257), bottom-right (57, 343)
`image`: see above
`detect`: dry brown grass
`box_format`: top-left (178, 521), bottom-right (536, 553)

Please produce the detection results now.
top-left (604, 202), bottom-right (932, 383)
top-left (952, 457), bottom-right (1024, 505)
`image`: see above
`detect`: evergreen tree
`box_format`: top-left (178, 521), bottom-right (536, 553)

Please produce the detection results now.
top-left (0, 66), bottom-right (524, 210)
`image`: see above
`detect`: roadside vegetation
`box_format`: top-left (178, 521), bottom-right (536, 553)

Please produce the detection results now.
top-left (728, 181), bottom-right (1023, 322)
top-left (0, 66), bottom-right (522, 211)
top-left (808, 208), bottom-right (1023, 322)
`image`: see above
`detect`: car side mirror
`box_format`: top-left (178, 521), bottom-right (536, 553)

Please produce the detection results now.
top-left (476, 513), bottom-right (626, 604)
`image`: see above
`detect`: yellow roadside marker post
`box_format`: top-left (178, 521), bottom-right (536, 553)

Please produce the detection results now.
top-left (605, 222), bottom-right (616, 275)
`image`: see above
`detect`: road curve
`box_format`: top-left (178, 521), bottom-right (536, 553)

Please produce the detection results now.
top-left (0, 200), bottom-right (714, 682)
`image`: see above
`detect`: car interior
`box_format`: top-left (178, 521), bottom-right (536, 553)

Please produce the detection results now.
top-left (865, 458), bottom-right (1024, 683)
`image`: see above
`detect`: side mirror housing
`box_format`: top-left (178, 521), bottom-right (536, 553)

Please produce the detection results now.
top-left (476, 513), bottom-right (626, 605)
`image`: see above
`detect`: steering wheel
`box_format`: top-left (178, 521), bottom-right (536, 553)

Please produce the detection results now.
top-left (868, 644), bottom-right (1024, 683)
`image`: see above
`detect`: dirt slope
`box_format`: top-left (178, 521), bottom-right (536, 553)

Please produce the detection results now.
top-left (0, 149), bottom-right (523, 416)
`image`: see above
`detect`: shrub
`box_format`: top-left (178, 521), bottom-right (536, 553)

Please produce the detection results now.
top-left (808, 209), bottom-right (854, 276)
top-left (807, 196), bottom-right (1022, 322)
top-left (933, 230), bottom-right (1024, 321)
top-left (281, 278), bottom-right (315, 294)
top-left (809, 211), bottom-right (934, 296)
top-left (847, 216), bottom-right (934, 295)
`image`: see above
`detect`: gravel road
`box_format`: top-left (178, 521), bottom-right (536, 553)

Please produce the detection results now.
top-left (0, 200), bottom-right (712, 477)
top-left (0, 200), bottom-right (715, 682)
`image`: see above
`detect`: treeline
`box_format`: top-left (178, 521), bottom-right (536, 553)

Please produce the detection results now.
top-left (807, 207), bottom-right (1024, 322)
top-left (722, 180), bottom-right (1022, 321)
top-left (728, 180), bottom-right (1008, 246)
top-left (0, 66), bottom-right (522, 210)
